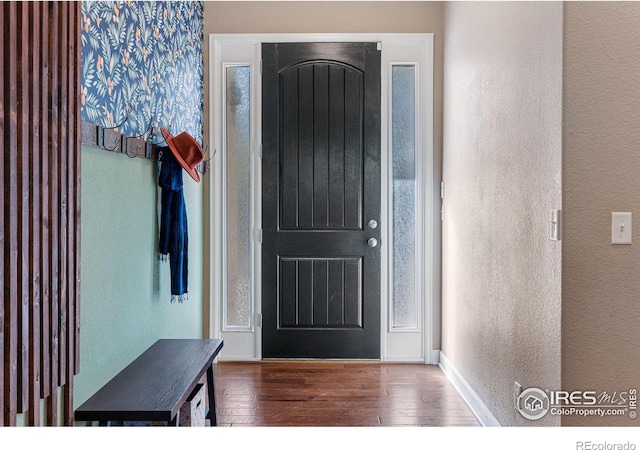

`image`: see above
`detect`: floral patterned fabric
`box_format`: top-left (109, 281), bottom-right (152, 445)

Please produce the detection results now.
top-left (81, 1), bottom-right (204, 144)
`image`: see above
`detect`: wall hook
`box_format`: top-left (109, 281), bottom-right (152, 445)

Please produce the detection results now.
top-left (203, 145), bottom-right (217, 163)
top-left (100, 109), bottom-right (131, 152)
top-left (125, 121), bottom-right (154, 158)
top-left (125, 137), bottom-right (144, 158)
top-left (196, 146), bottom-right (215, 174)
top-left (104, 135), bottom-right (122, 152)
top-left (134, 121), bottom-right (154, 140)
top-left (147, 122), bottom-right (170, 147)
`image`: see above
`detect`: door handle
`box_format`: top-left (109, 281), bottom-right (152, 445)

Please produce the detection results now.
top-left (367, 238), bottom-right (378, 248)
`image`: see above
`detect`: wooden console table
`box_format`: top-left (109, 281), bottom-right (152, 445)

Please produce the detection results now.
top-left (75, 339), bottom-right (224, 426)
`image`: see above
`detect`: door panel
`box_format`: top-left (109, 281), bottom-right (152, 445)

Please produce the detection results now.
top-left (262, 42), bottom-right (381, 359)
top-left (279, 63), bottom-right (363, 230)
top-left (279, 258), bottom-right (362, 328)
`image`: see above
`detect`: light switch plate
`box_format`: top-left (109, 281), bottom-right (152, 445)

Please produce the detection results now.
top-left (612, 212), bottom-right (632, 244)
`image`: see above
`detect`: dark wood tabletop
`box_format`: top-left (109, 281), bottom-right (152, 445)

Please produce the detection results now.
top-left (75, 339), bottom-right (224, 424)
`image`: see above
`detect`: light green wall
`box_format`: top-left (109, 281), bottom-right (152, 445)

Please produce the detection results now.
top-left (74, 144), bottom-right (204, 408)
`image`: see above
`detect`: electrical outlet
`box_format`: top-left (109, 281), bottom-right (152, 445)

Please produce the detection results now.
top-left (514, 382), bottom-right (522, 409)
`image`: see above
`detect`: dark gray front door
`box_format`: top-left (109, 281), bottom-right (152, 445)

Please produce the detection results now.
top-left (262, 42), bottom-right (381, 359)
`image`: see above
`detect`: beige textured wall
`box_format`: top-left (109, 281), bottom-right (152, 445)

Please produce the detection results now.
top-left (202, 1), bottom-right (445, 347)
top-left (562, 2), bottom-right (640, 426)
top-left (441, 2), bottom-right (562, 426)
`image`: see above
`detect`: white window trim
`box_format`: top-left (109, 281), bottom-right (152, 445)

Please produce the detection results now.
top-left (207, 33), bottom-right (437, 363)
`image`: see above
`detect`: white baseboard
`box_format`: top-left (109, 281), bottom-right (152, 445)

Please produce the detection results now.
top-left (439, 351), bottom-right (501, 427)
top-left (382, 357), bottom-right (425, 363)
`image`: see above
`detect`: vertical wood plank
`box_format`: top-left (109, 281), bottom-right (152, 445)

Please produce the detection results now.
top-left (344, 71), bottom-right (362, 229)
top-left (28, 0), bottom-right (42, 426)
top-left (297, 260), bottom-right (313, 326)
top-left (0, 0), bottom-right (5, 427)
top-left (328, 260), bottom-right (343, 326)
top-left (40, 1), bottom-right (50, 400)
top-left (280, 260), bottom-right (298, 327)
top-left (344, 259), bottom-right (361, 327)
top-left (4, 0), bottom-right (19, 427)
top-left (298, 66), bottom-right (314, 229)
top-left (313, 65), bottom-right (329, 229)
top-left (328, 66), bottom-right (345, 229)
top-left (17, 0), bottom-right (31, 414)
top-left (74, 1), bottom-right (82, 376)
top-left (63, 379), bottom-right (73, 426)
top-left (312, 260), bottom-right (328, 326)
top-left (58, 1), bottom-right (68, 389)
top-left (280, 69), bottom-right (299, 229)
top-left (47, 1), bottom-right (60, 426)
top-left (47, 389), bottom-right (57, 427)
top-left (64, 2), bottom-right (76, 424)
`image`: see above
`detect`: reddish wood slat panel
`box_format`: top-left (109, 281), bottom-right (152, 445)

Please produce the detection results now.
top-left (17, 0), bottom-right (31, 415)
top-left (47, 390), bottom-right (57, 427)
top-left (63, 380), bottom-right (73, 427)
top-left (75, 0), bottom-right (82, 376)
top-left (58, 1), bottom-right (68, 389)
top-left (47, 2), bottom-right (60, 422)
top-left (28, 1), bottom-right (42, 426)
top-left (4, 0), bottom-right (19, 427)
top-left (1, 1), bottom-right (81, 425)
top-left (64, 2), bottom-right (76, 425)
top-left (0, 0), bottom-right (5, 427)
top-left (40, 1), bottom-right (51, 400)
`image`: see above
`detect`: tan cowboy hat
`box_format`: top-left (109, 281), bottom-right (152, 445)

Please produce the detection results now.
top-left (160, 126), bottom-right (204, 183)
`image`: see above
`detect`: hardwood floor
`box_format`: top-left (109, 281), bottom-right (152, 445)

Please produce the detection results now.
top-left (213, 361), bottom-right (480, 427)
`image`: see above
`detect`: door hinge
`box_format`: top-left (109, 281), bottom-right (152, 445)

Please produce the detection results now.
top-left (257, 313), bottom-right (263, 327)
top-left (376, 42), bottom-right (382, 51)
top-left (259, 229), bottom-right (263, 243)
top-left (441, 181), bottom-right (445, 199)
top-left (259, 144), bottom-right (263, 158)
top-left (260, 59), bottom-right (263, 74)
top-left (551, 209), bottom-right (562, 241)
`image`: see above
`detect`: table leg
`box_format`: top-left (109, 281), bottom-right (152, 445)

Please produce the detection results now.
top-left (206, 362), bottom-right (217, 426)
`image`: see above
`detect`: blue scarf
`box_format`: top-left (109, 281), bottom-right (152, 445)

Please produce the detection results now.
top-left (158, 147), bottom-right (189, 303)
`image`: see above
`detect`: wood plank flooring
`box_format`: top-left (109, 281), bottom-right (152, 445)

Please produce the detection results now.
top-left (213, 361), bottom-right (480, 427)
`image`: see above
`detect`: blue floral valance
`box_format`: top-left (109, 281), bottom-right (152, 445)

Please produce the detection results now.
top-left (81, 1), bottom-right (204, 144)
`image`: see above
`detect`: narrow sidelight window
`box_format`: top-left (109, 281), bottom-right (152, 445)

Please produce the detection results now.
top-left (390, 65), bottom-right (419, 331)
top-left (224, 65), bottom-right (252, 330)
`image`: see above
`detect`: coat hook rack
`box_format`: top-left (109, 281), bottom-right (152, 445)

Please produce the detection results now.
top-left (81, 119), bottom-right (211, 176)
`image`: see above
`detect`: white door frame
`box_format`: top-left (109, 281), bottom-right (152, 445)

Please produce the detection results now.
top-left (207, 33), bottom-right (438, 363)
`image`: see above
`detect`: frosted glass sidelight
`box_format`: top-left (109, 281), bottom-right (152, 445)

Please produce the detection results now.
top-left (225, 66), bottom-right (252, 329)
top-left (391, 65), bottom-right (418, 330)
